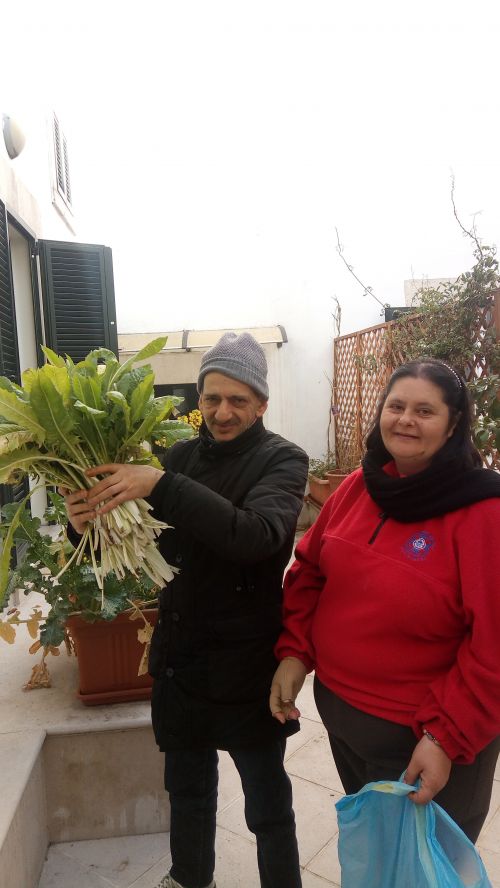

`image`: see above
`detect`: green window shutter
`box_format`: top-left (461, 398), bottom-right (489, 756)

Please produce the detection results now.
top-left (0, 200), bottom-right (28, 511)
top-left (39, 240), bottom-right (118, 362)
top-left (0, 200), bottom-right (21, 383)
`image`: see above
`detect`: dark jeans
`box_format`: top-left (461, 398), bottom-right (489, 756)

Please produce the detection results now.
top-left (314, 676), bottom-right (500, 844)
top-left (164, 738), bottom-right (302, 888)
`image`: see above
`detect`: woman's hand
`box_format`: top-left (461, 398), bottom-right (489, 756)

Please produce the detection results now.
top-left (404, 735), bottom-right (452, 804)
top-left (85, 464), bottom-right (164, 515)
top-left (59, 487), bottom-right (95, 535)
top-left (270, 657), bottom-right (308, 724)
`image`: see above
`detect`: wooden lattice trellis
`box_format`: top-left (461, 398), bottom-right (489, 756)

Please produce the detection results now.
top-left (333, 290), bottom-right (500, 471)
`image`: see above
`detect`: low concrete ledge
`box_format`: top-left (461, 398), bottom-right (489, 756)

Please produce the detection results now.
top-left (0, 616), bottom-right (170, 887)
top-left (0, 731), bottom-right (47, 888)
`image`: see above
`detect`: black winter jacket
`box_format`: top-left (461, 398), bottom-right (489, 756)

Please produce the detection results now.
top-left (147, 418), bottom-right (308, 750)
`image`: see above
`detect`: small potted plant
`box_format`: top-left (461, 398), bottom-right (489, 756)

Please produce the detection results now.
top-left (307, 453), bottom-right (337, 505)
top-left (326, 409), bottom-right (360, 492)
top-left (0, 493), bottom-right (160, 704)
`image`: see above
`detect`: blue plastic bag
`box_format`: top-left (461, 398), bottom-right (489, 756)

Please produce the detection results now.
top-left (335, 780), bottom-right (492, 888)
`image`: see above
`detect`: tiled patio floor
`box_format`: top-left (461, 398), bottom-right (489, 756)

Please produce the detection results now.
top-left (38, 674), bottom-right (500, 888)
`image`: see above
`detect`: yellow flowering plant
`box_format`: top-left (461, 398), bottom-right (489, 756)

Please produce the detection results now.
top-left (156, 408), bottom-right (202, 448)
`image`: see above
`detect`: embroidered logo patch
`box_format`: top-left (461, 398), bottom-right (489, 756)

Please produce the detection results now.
top-left (402, 531), bottom-right (435, 561)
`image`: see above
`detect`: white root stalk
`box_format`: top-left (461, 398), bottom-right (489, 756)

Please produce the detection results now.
top-left (89, 498), bottom-right (174, 591)
top-left (52, 494), bottom-right (174, 603)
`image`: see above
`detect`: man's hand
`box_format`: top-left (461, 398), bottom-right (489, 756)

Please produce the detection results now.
top-left (60, 487), bottom-right (96, 535)
top-left (270, 657), bottom-right (308, 724)
top-left (85, 464), bottom-right (164, 515)
top-left (404, 735), bottom-right (452, 804)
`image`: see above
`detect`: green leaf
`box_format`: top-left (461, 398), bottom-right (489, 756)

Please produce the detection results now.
top-left (0, 504), bottom-right (42, 545)
top-left (130, 375), bottom-right (154, 424)
top-left (476, 429), bottom-right (490, 446)
top-left (109, 336), bottom-right (167, 386)
top-left (151, 396), bottom-right (181, 421)
top-left (29, 373), bottom-right (77, 453)
top-left (42, 365), bottom-right (72, 405)
top-left (116, 367), bottom-right (151, 399)
top-left (0, 429), bottom-right (36, 454)
top-left (0, 388), bottom-right (45, 442)
top-left (0, 448), bottom-right (46, 483)
top-left (41, 345), bottom-right (66, 367)
top-left (152, 419), bottom-right (194, 447)
top-left (106, 390), bottom-right (131, 434)
top-left (70, 373), bottom-right (110, 461)
top-left (154, 418), bottom-right (194, 432)
top-left (20, 368), bottom-right (39, 394)
top-left (71, 373), bottom-right (105, 412)
top-left (73, 401), bottom-right (107, 418)
top-left (99, 588), bottom-right (128, 620)
top-left (39, 617), bottom-right (66, 648)
top-left (99, 358), bottom-right (121, 395)
top-left (44, 490), bottom-right (69, 526)
top-left (126, 401), bottom-right (170, 448)
top-left (0, 491), bottom-right (33, 606)
top-left (83, 347), bottom-right (118, 365)
top-left (0, 376), bottom-right (27, 399)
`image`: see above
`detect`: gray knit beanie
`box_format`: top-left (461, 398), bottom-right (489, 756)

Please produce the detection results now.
top-left (198, 332), bottom-right (269, 400)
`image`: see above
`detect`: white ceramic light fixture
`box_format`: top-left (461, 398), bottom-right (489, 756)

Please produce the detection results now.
top-left (2, 113), bottom-right (26, 159)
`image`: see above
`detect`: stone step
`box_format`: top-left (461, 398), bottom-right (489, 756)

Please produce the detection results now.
top-left (0, 617), bottom-right (170, 888)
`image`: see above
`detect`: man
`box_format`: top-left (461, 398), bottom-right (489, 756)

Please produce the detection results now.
top-left (65, 331), bottom-right (308, 888)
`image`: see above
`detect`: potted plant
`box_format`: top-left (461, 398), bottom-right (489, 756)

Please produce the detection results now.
top-left (0, 337), bottom-right (192, 703)
top-left (326, 407), bottom-right (361, 492)
top-left (0, 493), bottom-right (159, 703)
top-left (308, 454), bottom-right (337, 505)
top-left (308, 409), bottom-right (361, 505)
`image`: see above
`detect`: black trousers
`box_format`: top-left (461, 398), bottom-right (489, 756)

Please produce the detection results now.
top-left (314, 676), bottom-right (500, 844)
top-left (164, 738), bottom-right (302, 888)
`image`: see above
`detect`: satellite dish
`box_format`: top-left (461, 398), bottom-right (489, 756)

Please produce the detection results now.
top-left (2, 114), bottom-right (26, 159)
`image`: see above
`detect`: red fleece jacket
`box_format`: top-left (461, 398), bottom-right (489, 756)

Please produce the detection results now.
top-left (275, 467), bottom-right (500, 764)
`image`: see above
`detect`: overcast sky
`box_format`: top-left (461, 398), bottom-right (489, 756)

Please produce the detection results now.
top-left (4, 0), bottom-right (500, 335)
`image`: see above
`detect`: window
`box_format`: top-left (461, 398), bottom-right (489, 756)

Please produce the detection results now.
top-left (155, 383), bottom-right (199, 415)
top-left (52, 112), bottom-right (73, 212)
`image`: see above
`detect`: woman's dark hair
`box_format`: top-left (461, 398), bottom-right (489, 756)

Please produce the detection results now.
top-left (365, 358), bottom-right (483, 469)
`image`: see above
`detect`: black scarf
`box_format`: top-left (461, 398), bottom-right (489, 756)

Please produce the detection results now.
top-left (362, 437), bottom-right (500, 523)
top-left (198, 416), bottom-right (266, 458)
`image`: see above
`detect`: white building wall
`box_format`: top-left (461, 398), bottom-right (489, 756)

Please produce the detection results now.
top-left (119, 302), bottom-right (338, 460)
top-left (0, 152), bottom-right (41, 236)
top-left (0, 105), bottom-right (76, 241)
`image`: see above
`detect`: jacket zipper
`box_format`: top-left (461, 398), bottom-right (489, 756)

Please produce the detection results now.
top-left (368, 512), bottom-right (388, 544)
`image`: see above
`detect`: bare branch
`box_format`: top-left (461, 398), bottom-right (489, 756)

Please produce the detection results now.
top-left (323, 371), bottom-right (335, 462)
top-left (335, 227), bottom-right (388, 309)
top-left (331, 295), bottom-right (341, 337)
top-left (450, 175), bottom-right (483, 257)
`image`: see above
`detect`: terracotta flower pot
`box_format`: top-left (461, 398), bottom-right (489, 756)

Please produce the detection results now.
top-left (325, 472), bottom-right (348, 494)
top-left (308, 475), bottom-right (331, 506)
top-left (66, 609), bottom-right (158, 706)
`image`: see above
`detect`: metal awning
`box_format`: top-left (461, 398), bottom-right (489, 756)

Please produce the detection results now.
top-left (118, 325), bottom-right (287, 355)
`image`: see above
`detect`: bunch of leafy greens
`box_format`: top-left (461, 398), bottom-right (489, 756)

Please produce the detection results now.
top-left (0, 337), bottom-right (192, 604)
top-left (0, 492), bottom-right (158, 649)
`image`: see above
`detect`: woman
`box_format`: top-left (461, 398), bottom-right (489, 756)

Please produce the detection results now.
top-left (270, 358), bottom-right (500, 842)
